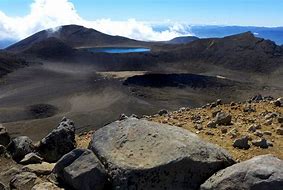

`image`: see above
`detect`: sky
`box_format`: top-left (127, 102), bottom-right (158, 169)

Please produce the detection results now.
top-left (0, 0), bottom-right (282, 41)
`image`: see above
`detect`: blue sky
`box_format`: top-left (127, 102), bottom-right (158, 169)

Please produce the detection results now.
top-left (0, 0), bottom-right (283, 26)
top-left (0, 0), bottom-right (283, 42)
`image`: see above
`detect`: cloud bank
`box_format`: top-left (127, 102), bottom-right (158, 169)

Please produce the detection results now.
top-left (0, 0), bottom-right (193, 41)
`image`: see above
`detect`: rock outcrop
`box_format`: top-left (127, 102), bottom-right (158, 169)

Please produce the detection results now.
top-left (37, 118), bottom-right (76, 163)
top-left (201, 155), bottom-right (283, 190)
top-left (53, 149), bottom-right (107, 190)
top-left (89, 118), bottom-right (235, 190)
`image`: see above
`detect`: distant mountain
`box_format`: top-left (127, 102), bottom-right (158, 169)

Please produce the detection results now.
top-left (167, 36), bottom-right (199, 44)
top-left (6, 25), bottom-right (147, 52)
top-left (153, 25), bottom-right (283, 45)
top-left (190, 26), bottom-right (283, 45)
top-left (161, 31), bottom-right (283, 73)
top-left (4, 25), bottom-right (283, 74)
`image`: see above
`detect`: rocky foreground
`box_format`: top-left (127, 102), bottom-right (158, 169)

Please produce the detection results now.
top-left (0, 95), bottom-right (282, 190)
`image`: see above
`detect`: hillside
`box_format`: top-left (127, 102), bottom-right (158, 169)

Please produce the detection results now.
top-left (157, 32), bottom-right (283, 73)
top-left (22, 37), bottom-right (76, 59)
top-left (0, 51), bottom-right (29, 77)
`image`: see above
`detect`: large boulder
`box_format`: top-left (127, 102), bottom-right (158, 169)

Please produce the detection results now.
top-left (7, 136), bottom-right (35, 162)
top-left (37, 118), bottom-right (76, 163)
top-left (53, 149), bottom-right (107, 190)
top-left (89, 118), bottom-right (235, 190)
top-left (0, 125), bottom-right (10, 147)
top-left (201, 155), bottom-right (283, 190)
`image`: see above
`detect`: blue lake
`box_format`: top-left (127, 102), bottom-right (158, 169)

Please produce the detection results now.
top-left (83, 47), bottom-right (151, 54)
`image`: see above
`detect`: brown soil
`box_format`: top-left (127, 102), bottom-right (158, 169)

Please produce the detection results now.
top-left (74, 100), bottom-right (283, 162)
top-left (149, 101), bottom-right (283, 161)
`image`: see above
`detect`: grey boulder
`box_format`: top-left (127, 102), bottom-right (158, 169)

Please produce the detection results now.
top-left (201, 155), bottom-right (283, 190)
top-left (37, 118), bottom-right (76, 163)
top-left (53, 149), bottom-right (107, 190)
top-left (7, 136), bottom-right (35, 162)
top-left (89, 118), bottom-right (235, 190)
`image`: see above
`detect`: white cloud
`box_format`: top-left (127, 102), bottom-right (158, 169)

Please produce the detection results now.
top-left (0, 0), bottom-right (193, 41)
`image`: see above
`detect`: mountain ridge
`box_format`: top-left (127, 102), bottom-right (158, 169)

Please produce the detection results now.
top-left (6, 25), bottom-right (147, 52)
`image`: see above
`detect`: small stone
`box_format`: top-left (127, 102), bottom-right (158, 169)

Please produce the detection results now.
top-left (263, 131), bottom-right (272, 136)
top-left (20, 153), bottom-right (43, 165)
top-left (191, 115), bottom-right (201, 122)
top-left (273, 97), bottom-right (282, 107)
top-left (230, 102), bottom-right (236, 106)
top-left (178, 107), bottom-right (186, 113)
top-left (276, 128), bottom-right (283, 135)
top-left (216, 99), bottom-right (222, 105)
top-left (207, 121), bottom-right (217, 128)
top-left (251, 94), bottom-right (263, 102)
top-left (264, 119), bottom-right (273, 125)
top-left (220, 127), bottom-right (228, 134)
top-left (252, 138), bottom-right (270, 149)
top-left (233, 136), bottom-right (250, 150)
top-left (228, 128), bottom-right (238, 138)
top-left (194, 124), bottom-right (203, 130)
top-left (243, 105), bottom-right (256, 113)
top-left (265, 112), bottom-right (278, 120)
top-left (212, 110), bottom-right (221, 117)
top-left (210, 102), bottom-right (217, 108)
top-left (130, 114), bottom-right (138, 119)
top-left (263, 96), bottom-right (274, 101)
top-left (119, 114), bottom-right (128, 120)
top-left (254, 130), bottom-right (264, 137)
top-left (158, 109), bottom-right (168, 116)
top-left (278, 117), bottom-right (283, 123)
top-left (214, 112), bottom-right (232, 125)
top-left (205, 131), bottom-right (214, 136)
top-left (247, 124), bottom-right (261, 132)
